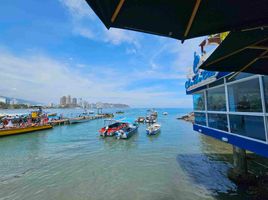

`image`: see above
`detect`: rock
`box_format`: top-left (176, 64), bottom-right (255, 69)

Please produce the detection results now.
top-left (177, 112), bottom-right (194, 123)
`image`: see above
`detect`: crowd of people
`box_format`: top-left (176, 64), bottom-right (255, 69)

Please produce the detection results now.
top-left (0, 109), bottom-right (49, 130)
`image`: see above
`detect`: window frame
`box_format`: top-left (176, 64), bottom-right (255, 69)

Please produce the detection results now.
top-left (192, 73), bottom-right (268, 143)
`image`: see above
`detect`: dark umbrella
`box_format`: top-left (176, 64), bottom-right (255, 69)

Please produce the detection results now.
top-left (85, 0), bottom-right (268, 41)
top-left (199, 27), bottom-right (268, 75)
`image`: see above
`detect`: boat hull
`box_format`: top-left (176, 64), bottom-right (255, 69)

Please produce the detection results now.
top-left (146, 129), bottom-right (160, 135)
top-left (115, 126), bottom-right (138, 139)
top-left (69, 117), bottom-right (92, 124)
top-left (0, 125), bottom-right (53, 137)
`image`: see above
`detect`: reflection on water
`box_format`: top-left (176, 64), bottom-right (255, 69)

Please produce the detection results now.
top-left (0, 108), bottom-right (264, 200)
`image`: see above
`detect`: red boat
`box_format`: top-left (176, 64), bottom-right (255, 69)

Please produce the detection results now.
top-left (99, 121), bottom-right (127, 137)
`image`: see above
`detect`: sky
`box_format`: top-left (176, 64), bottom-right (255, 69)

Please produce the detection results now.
top-left (0, 0), bottom-right (205, 108)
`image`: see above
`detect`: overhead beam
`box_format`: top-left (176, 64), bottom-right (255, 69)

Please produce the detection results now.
top-left (184, 0), bottom-right (202, 38)
top-left (228, 50), bottom-right (268, 80)
top-left (247, 45), bottom-right (268, 50)
top-left (205, 37), bottom-right (268, 67)
top-left (111, 0), bottom-right (125, 23)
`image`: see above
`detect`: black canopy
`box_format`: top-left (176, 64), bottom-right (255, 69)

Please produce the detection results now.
top-left (199, 28), bottom-right (268, 75)
top-left (85, 0), bottom-right (268, 41)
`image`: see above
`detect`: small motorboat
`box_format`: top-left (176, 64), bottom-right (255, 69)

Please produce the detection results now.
top-left (115, 111), bottom-right (124, 114)
top-left (145, 116), bottom-right (156, 123)
top-left (136, 117), bottom-right (145, 123)
top-left (99, 120), bottom-right (127, 137)
top-left (69, 117), bottom-right (91, 124)
top-left (162, 112), bottom-right (168, 115)
top-left (146, 123), bottom-right (161, 135)
top-left (151, 111), bottom-right (158, 118)
top-left (115, 123), bottom-right (138, 139)
top-left (69, 114), bottom-right (92, 124)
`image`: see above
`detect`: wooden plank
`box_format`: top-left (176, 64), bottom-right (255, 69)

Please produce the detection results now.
top-left (111, 0), bottom-right (125, 23)
top-left (184, 0), bottom-right (201, 38)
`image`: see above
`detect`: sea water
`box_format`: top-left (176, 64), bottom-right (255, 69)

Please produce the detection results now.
top-left (0, 108), bottom-right (256, 200)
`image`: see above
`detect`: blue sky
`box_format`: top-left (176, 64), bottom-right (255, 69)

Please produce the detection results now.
top-left (0, 0), bottom-right (205, 108)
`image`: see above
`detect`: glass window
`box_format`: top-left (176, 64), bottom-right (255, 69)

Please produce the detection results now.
top-left (194, 112), bottom-right (206, 126)
top-left (193, 92), bottom-right (205, 111)
top-left (228, 78), bottom-right (262, 112)
top-left (207, 86), bottom-right (226, 111)
top-left (229, 115), bottom-right (266, 141)
top-left (208, 78), bottom-right (224, 88)
top-left (226, 72), bottom-right (252, 83)
top-left (208, 113), bottom-right (228, 132)
top-left (262, 76), bottom-right (268, 110)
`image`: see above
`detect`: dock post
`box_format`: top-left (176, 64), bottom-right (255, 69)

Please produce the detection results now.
top-left (228, 145), bottom-right (256, 184)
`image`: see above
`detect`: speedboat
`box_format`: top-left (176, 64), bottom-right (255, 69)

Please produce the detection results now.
top-left (145, 116), bottom-right (156, 123)
top-left (136, 117), bottom-right (145, 123)
top-left (115, 123), bottom-right (138, 139)
top-left (162, 112), bottom-right (168, 115)
top-left (146, 123), bottom-right (161, 135)
top-left (99, 120), bottom-right (127, 137)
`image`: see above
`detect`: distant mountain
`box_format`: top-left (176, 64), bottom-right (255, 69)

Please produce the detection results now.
top-left (0, 96), bottom-right (43, 106)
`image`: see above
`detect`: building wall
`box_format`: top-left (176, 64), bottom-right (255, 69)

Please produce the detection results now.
top-left (191, 73), bottom-right (268, 157)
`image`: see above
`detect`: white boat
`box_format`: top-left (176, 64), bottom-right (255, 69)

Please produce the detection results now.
top-left (146, 123), bottom-right (161, 135)
top-left (163, 112), bottom-right (168, 115)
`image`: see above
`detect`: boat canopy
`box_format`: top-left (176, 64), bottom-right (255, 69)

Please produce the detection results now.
top-left (199, 28), bottom-right (268, 75)
top-left (85, 0), bottom-right (268, 41)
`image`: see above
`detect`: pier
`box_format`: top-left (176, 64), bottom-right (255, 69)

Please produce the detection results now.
top-left (48, 114), bottom-right (113, 126)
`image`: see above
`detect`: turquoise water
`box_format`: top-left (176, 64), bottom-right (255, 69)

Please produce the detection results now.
top-left (0, 108), bottom-right (253, 200)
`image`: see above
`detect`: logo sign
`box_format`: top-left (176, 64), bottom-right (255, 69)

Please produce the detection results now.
top-left (185, 52), bottom-right (218, 91)
top-left (185, 71), bottom-right (218, 91)
top-left (193, 52), bottom-right (200, 74)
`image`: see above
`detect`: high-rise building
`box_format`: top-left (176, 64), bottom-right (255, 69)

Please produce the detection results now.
top-left (0, 96), bottom-right (6, 104)
top-left (10, 98), bottom-right (18, 105)
top-left (72, 98), bottom-right (77, 106)
top-left (79, 98), bottom-right (83, 107)
top-left (60, 96), bottom-right (67, 106)
top-left (67, 95), bottom-right (71, 105)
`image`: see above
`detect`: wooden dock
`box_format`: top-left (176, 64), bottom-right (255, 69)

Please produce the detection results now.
top-left (48, 113), bottom-right (113, 126)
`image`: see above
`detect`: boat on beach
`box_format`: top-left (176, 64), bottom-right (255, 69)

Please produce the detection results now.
top-left (146, 123), bottom-right (161, 135)
top-left (115, 123), bottom-right (138, 139)
top-left (0, 124), bottom-right (53, 137)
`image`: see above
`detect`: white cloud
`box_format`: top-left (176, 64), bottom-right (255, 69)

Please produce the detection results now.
top-left (59, 0), bottom-right (141, 47)
top-left (103, 28), bottom-right (141, 47)
top-left (74, 27), bottom-right (95, 39)
top-left (59, 0), bottom-right (94, 19)
top-left (0, 50), bottom-right (192, 107)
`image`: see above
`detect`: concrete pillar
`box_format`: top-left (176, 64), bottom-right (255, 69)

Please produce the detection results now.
top-left (232, 146), bottom-right (247, 175)
top-left (228, 145), bottom-right (256, 185)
